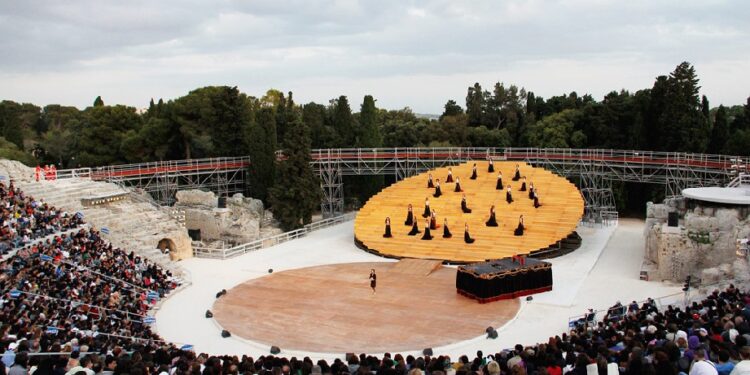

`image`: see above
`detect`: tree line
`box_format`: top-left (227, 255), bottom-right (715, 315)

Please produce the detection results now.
top-left (0, 61), bottom-right (748, 222)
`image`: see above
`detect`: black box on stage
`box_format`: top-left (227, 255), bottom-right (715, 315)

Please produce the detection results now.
top-left (218, 197), bottom-right (227, 208)
top-left (668, 212), bottom-right (679, 227)
top-left (270, 346), bottom-right (281, 354)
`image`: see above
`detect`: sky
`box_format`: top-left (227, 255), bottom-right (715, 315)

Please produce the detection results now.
top-left (1, 0), bottom-right (749, 114)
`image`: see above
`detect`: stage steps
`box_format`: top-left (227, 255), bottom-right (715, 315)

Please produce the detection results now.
top-left (390, 259), bottom-right (444, 276)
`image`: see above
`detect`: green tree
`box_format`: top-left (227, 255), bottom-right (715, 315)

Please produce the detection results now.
top-left (303, 102), bottom-right (338, 148)
top-left (332, 95), bottom-right (355, 146)
top-left (440, 100), bottom-right (463, 121)
top-left (465, 83), bottom-right (484, 127)
top-left (269, 115), bottom-right (321, 230)
top-left (357, 95), bottom-right (381, 147)
top-left (527, 109), bottom-right (586, 148)
top-left (247, 107), bottom-right (277, 202)
top-left (93, 96), bottom-right (104, 107)
top-left (708, 105), bottom-right (729, 154)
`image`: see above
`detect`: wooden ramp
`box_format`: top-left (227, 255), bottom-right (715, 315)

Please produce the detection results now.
top-left (390, 259), bottom-right (443, 276)
top-left (354, 161), bottom-right (584, 263)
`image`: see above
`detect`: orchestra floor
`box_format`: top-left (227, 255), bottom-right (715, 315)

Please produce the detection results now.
top-left (156, 219), bottom-right (682, 359)
top-left (211, 260), bottom-right (520, 353)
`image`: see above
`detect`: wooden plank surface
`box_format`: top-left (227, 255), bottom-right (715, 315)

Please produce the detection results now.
top-left (354, 161), bottom-right (584, 262)
top-left (212, 261), bottom-right (519, 353)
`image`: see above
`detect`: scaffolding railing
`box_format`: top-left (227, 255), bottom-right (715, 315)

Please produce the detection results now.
top-left (193, 212), bottom-right (357, 259)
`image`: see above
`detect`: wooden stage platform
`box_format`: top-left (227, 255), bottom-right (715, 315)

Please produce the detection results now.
top-left (212, 260), bottom-right (519, 353)
top-left (354, 161), bottom-right (584, 263)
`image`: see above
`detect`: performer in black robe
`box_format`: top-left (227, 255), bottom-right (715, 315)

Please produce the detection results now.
top-left (442, 218), bottom-right (452, 238)
top-left (408, 220), bottom-right (421, 235)
top-left (470, 163), bottom-right (478, 180)
top-left (488, 159), bottom-right (495, 173)
top-left (486, 205), bottom-right (498, 227)
top-left (496, 172), bottom-right (504, 190)
top-left (512, 164), bottom-right (521, 181)
top-left (369, 269), bottom-right (377, 294)
top-left (383, 217), bottom-right (392, 238)
top-left (520, 176), bottom-right (527, 191)
top-left (429, 209), bottom-right (438, 230)
top-left (427, 173), bottom-right (434, 188)
top-left (528, 183), bottom-right (535, 200)
top-left (513, 215), bottom-right (525, 236)
top-left (461, 194), bottom-right (472, 213)
top-left (422, 198), bottom-right (431, 218)
top-left (506, 185), bottom-right (514, 204)
top-left (421, 218), bottom-right (433, 240)
top-left (446, 168), bottom-right (454, 183)
top-left (454, 177), bottom-right (463, 192)
top-left (533, 192), bottom-right (542, 208)
top-left (433, 179), bottom-right (442, 198)
top-left (464, 223), bottom-right (475, 244)
top-left (404, 204), bottom-right (414, 226)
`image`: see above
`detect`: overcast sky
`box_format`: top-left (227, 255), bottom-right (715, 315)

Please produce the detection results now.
top-left (1, 0), bottom-right (748, 113)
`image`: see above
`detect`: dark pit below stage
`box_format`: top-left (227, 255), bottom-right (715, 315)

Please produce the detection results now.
top-left (212, 260), bottom-right (520, 353)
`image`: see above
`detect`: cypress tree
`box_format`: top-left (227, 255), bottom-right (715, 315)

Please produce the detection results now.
top-left (269, 113), bottom-right (321, 230)
top-left (333, 96), bottom-right (354, 146)
top-left (247, 107), bottom-right (277, 203)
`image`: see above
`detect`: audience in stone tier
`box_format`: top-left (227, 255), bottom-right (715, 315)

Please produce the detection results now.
top-left (0, 181), bottom-right (83, 253)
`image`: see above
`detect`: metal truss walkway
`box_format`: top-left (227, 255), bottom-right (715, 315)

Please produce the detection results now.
top-left (59, 157), bottom-right (250, 205)
top-left (57, 148), bottom-right (745, 219)
top-left (310, 148), bottom-right (744, 219)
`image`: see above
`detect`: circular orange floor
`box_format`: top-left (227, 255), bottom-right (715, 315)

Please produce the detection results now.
top-left (212, 261), bottom-right (520, 353)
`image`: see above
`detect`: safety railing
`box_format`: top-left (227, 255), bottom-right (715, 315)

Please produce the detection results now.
top-left (53, 148), bottom-right (746, 182)
top-left (193, 212), bottom-right (356, 259)
top-left (55, 156), bottom-right (250, 182)
top-left (727, 173), bottom-right (750, 187)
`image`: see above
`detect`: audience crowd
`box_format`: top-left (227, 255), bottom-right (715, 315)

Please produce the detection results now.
top-left (0, 181), bottom-right (83, 252)
top-left (0, 183), bottom-right (749, 375)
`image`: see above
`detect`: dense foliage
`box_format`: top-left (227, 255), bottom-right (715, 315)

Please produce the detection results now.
top-left (1, 61), bottom-right (748, 216)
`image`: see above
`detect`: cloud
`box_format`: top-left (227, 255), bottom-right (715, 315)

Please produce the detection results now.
top-left (0, 0), bottom-right (748, 112)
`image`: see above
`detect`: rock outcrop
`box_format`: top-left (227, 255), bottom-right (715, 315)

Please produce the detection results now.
top-left (645, 197), bottom-right (750, 282)
top-left (175, 190), bottom-right (274, 245)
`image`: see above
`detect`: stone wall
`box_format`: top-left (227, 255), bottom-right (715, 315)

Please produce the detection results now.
top-left (645, 198), bottom-right (750, 282)
top-left (175, 190), bottom-right (277, 245)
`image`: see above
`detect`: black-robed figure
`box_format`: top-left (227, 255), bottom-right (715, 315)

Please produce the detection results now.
top-left (442, 219), bottom-right (452, 238)
top-left (383, 217), bottom-right (392, 238)
top-left (464, 223), bottom-right (475, 244)
top-left (512, 164), bottom-right (521, 181)
top-left (408, 220), bottom-right (421, 236)
top-left (433, 179), bottom-right (442, 198)
top-left (488, 159), bottom-right (495, 173)
top-left (486, 205), bottom-right (498, 227)
top-left (421, 219), bottom-right (433, 240)
top-left (520, 177), bottom-right (527, 191)
top-left (454, 177), bottom-right (463, 192)
top-left (429, 209), bottom-right (438, 230)
top-left (533, 192), bottom-right (542, 209)
top-left (514, 215), bottom-right (525, 236)
top-left (446, 168), bottom-right (454, 183)
top-left (470, 163), bottom-right (478, 180)
top-left (528, 183), bottom-right (535, 200)
top-left (496, 172), bottom-right (503, 190)
top-left (422, 198), bottom-right (431, 218)
top-left (427, 173), bottom-right (434, 188)
top-left (506, 185), bottom-right (514, 204)
top-left (404, 204), bottom-right (414, 226)
top-left (461, 194), bottom-right (472, 213)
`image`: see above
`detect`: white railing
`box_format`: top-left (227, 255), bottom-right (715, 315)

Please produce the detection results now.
top-left (193, 212), bottom-right (357, 259)
top-left (727, 173), bottom-right (750, 187)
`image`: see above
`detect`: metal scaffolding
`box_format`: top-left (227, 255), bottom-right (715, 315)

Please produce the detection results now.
top-left (58, 148), bottom-right (745, 219)
top-left (60, 157), bottom-right (250, 205)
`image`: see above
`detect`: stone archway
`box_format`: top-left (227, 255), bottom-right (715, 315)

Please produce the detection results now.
top-left (157, 238), bottom-right (176, 256)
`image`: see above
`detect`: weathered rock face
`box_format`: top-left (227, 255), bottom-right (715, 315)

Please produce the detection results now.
top-left (175, 190), bottom-right (217, 208)
top-left (175, 190), bottom-right (269, 245)
top-left (645, 199), bottom-right (750, 282)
